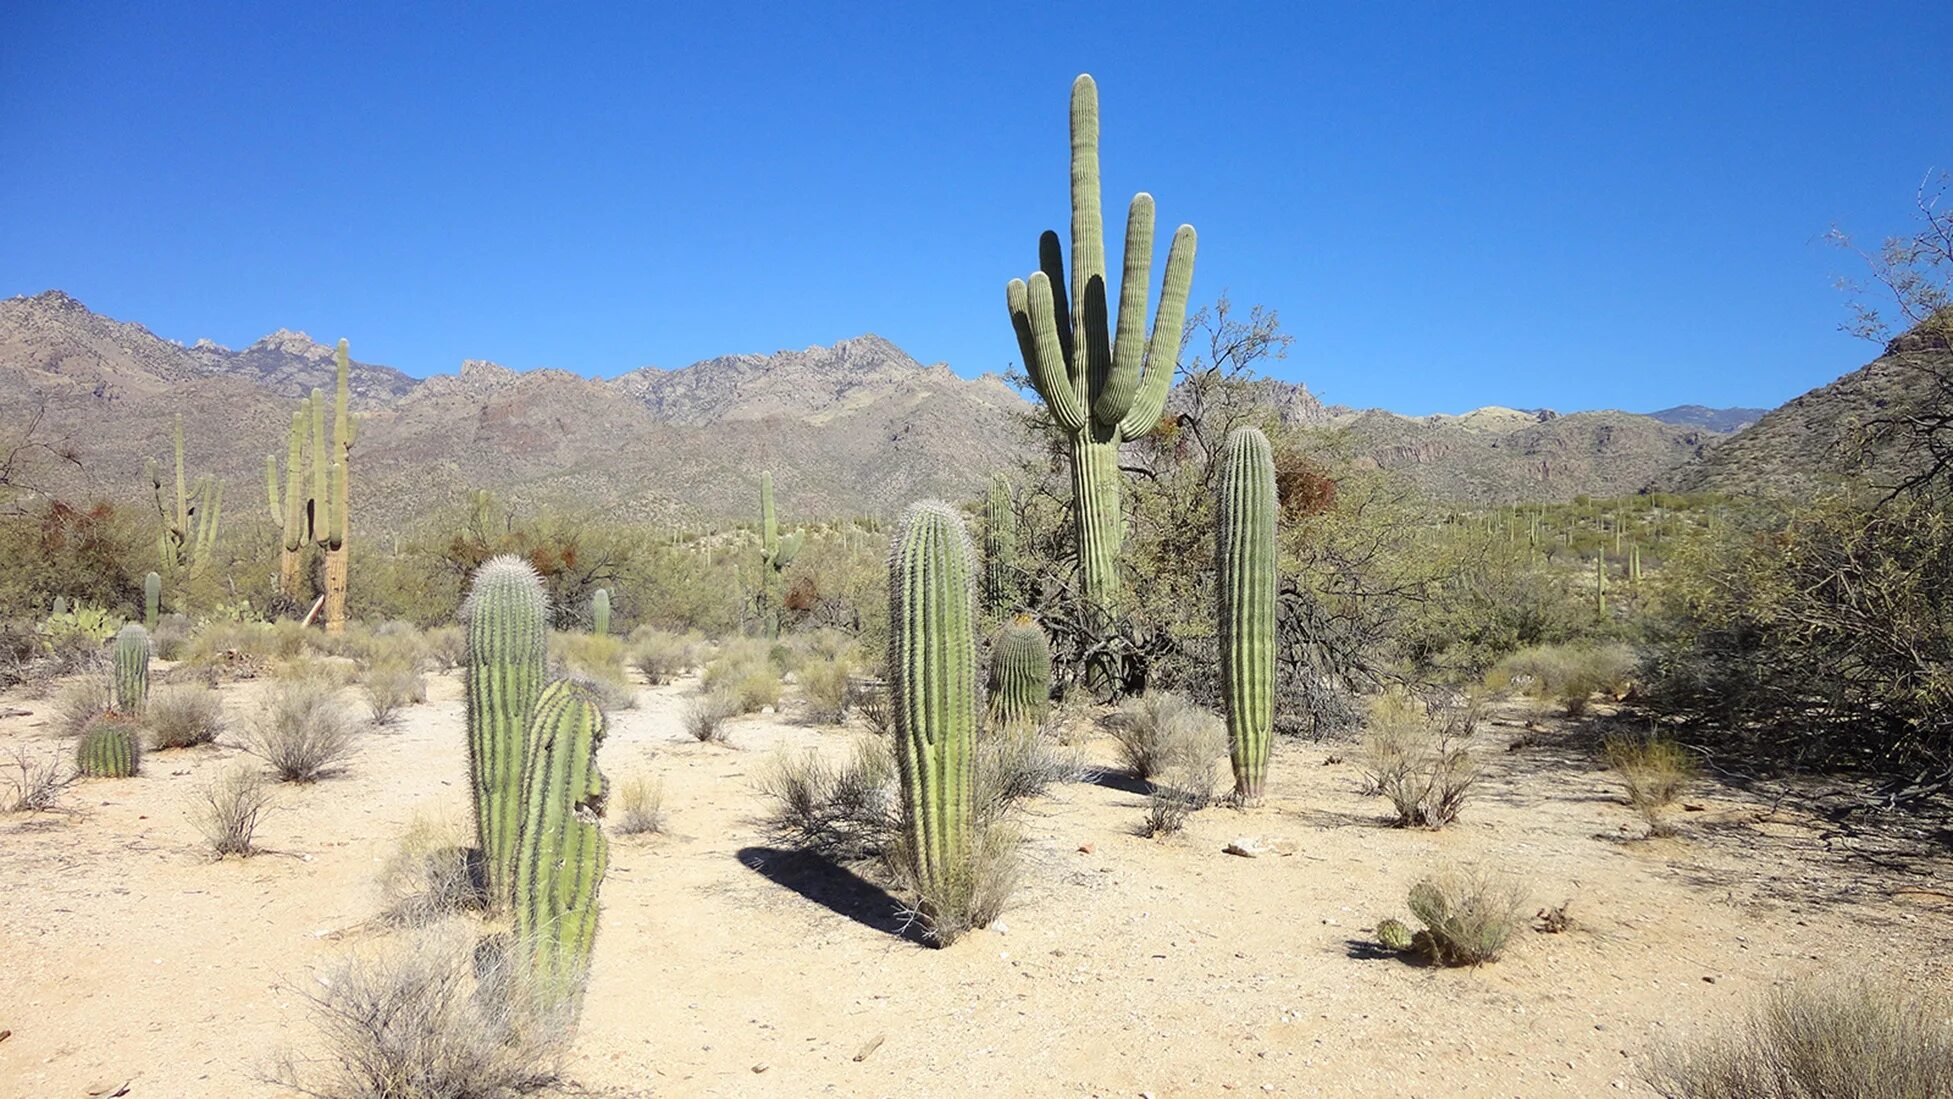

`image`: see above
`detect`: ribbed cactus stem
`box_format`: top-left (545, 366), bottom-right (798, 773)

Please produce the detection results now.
top-left (143, 572), bottom-right (160, 631)
top-left (173, 414), bottom-right (189, 553)
top-left (981, 474), bottom-right (1018, 619)
top-left (512, 679), bottom-right (609, 1012)
top-left (309, 388), bottom-right (327, 545)
top-left (591, 588), bottom-right (611, 637)
top-left (463, 555), bottom-right (551, 910)
top-left (987, 615), bottom-right (1051, 731)
top-left (113, 623), bottom-right (150, 717)
top-left (77, 715), bottom-right (141, 777)
top-left (1006, 74), bottom-right (1197, 608)
top-left (1218, 427), bottom-right (1276, 803)
top-left (890, 501), bottom-right (978, 937)
top-left (321, 341), bottom-right (354, 633)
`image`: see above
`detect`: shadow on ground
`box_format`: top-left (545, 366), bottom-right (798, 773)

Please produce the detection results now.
top-left (736, 845), bottom-right (925, 945)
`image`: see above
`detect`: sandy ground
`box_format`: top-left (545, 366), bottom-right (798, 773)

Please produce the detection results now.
top-left (1, 665), bottom-right (1949, 1099)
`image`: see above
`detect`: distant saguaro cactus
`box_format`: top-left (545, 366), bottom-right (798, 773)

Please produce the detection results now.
top-left (1218, 427), bottom-right (1276, 803)
top-left (756, 472), bottom-right (802, 637)
top-left (113, 623), bottom-right (151, 717)
top-left (987, 615), bottom-right (1051, 731)
top-left (143, 571), bottom-right (160, 630)
top-left (463, 555), bottom-right (551, 909)
top-left (148, 414), bottom-right (222, 572)
top-left (981, 474), bottom-right (1018, 619)
top-left (77, 714), bottom-right (141, 778)
top-left (265, 342), bottom-right (354, 626)
top-left (512, 678), bottom-right (609, 1011)
top-left (590, 588), bottom-right (611, 637)
top-left (890, 501), bottom-right (979, 939)
top-left (1006, 74), bottom-right (1196, 607)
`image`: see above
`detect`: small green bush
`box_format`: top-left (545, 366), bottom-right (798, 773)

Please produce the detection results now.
top-left (1403, 866), bottom-right (1529, 966)
top-left (147, 683), bottom-right (225, 748)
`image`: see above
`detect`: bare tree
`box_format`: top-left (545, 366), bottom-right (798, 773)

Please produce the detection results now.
top-left (0, 398), bottom-right (84, 515)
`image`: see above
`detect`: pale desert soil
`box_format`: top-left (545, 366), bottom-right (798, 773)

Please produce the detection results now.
top-left (1, 666), bottom-right (1949, 1098)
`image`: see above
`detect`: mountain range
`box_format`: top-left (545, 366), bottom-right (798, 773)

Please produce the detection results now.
top-left (0, 289), bottom-right (1871, 526)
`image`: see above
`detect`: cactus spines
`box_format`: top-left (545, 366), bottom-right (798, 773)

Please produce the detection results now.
top-left (590, 588), bottom-right (611, 637)
top-left (321, 341), bottom-right (353, 633)
top-left (463, 555), bottom-right (551, 910)
top-left (77, 714), bottom-right (141, 777)
top-left (1006, 74), bottom-right (1197, 607)
top-left (1218, 426), bottom-right (1276, 804)
top-left (1376, 917), bottom-right (1414, 953)
top-left (981, 474), bottom-right (1018, 619)
top-left (512, 679), bottom-right (609, 1010)
top-left (267, 406), bottom-right (307, 599)
top-left (113, 623), bottom-right (151, 717)
top-left (889, 501), bottom-right (979, 938)
top-left (756, 472), bottom-right (802, 637)
top-left (143, 571), bottom-right (160, 630)
top-left (987, 615), bottom-right (1051, 731)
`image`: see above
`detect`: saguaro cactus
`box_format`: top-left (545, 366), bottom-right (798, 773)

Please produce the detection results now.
top-left (1006, 74), bottom-right (1197, 607)
top-left (590, 588), bottom-right (611, 637)
top-left (1218, 427), bottom-right (1276, 803)
top-left (149, 414), bottom-right (222, 572)
top-left (143, 571), bottom-right (160, 630)
top-left (987, 615), bottom-right (1052, 731)
top-left (112, 623), bottom-right (151, 717)
top-left (463, 555), bottom-right (551, 909)
top-left (981, 474), bottom-right (1018, 619)
top-left (321, 341), bottom-right (354, 633)
top-left (756, 472), bottom-right (802, 637)
top-left (77, 714), bottom-right (141, 777)
top-left (266, 403), bottom-right (309, 600)
top-left (512, 679), bottom-right (609, 1010)
top-left (889, 501), bottom-right (979, 939)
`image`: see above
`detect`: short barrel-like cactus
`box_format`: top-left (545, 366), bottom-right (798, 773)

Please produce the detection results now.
top-left (113, 623), bottom-right (150, 717)
top-left (1218, 426), bottom-right (1276, 803)
top-left (512, 678), bottom-right (609, 1010)
top-left (590, 588), bottom-right (611, 637)
top-left (987, 615), bottom-right (1051, 731)
top-left (463, 555), bottom-right (551, 909)
top-left (143, 571), bottom-right (160, 630)
top-left (77, 714), bottom-right (141, 777)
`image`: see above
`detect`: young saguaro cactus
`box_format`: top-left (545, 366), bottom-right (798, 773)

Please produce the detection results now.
top-left (77, 714), bottom-right (141, 777)
top-left (1218, 426), bottom-right (1276, 803)
top-left (590, 588), bottom-right (611, 637)
top-left (756, 472), bottom-right (802, 637)
top-left (113, 623), bottom-right (151, 717)
top-left (321, 341), bottom-right (354, 633)
top-left (1006, 74), bottom-right (1197, 608)
top-left (889, 501), bottom-right (979, 939)
top-left (987, 615), bottom-right (1052, 731)
top-left (463, 555), bottom-right (551, 909)
top-left (981, 474), bottom-right (1018, 619)
top-left (143, 571), bottom-right (161, 630)
top-left (266, 402), bottom-right (309, 600)
top-left (512, 679), bottom-right (609, 1011)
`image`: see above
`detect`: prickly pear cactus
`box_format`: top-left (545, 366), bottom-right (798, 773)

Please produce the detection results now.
top-left (463, 555), bottom-right (550, 910)
top-left (987, 615), bottom-right (1051, 731)
top-left (112, 623), bottom-right (150, 717)
top-left (512, 678), bottom-right (609, 1012)
top-left (1218, 426), bottom-right (1276, 803)
top-left (1376, 917), bottom-right (1413, 953)
top-left (77, 714), bottom-right (141, 777)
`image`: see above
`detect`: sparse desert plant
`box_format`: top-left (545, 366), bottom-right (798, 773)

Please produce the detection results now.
top-left (615, 774), bottom-right (665, 835)
top-left (683, 690), bottom-right (741, 743)
top-left (423, 625), bottom-right (464, 672)
top-left (361, 657), bottom-right (427, 725)
top-left (268, 923), bottom-right (565, 1099)
top-left (151, 612), bottom-right (193, 661)
top-left (1640, 978), bottom-right (1953, 1099)
top-left (1488, 642), bottom-right (1639, 717)
top-left (797, 650), bottom-right (856, 724)
top-left (1106, 691), bottom-right (1226, 782)
top-left (555, 632), bottom-right (636, 710)
top-left (1604, 732), bottom-right (1697, 836)
top-left (53, 674), bottom-right (112, 738)
top-left (758, 738), bottom-right (899, 863)
top-left (888, 820), bottom-right (1022, 946)
top-left (147, 683), bottom-right (225, 748)
top-left (1402, 866), bottom-right (1529, 966)
top-left (4, 748), bottom-right (75, 811)
top-left (191, 766), bottom-right (273, 856)
top-left (248, 677), bottom-right (359, 782)
top-left (378, 814), bottom-right (485, 927)
top-left (976, 721), bottom-right (1085, 815)
top-left (855, 680), bottom-right (892, 736)
top-left (701, 639), bottom-right (782, 712)
top-left (1360, 691), bottom-right (1478, 829)
top-left (1141, 754), bottom-right (1218, 838)
top-left (76, 713), bottom-right (142, 777)
top-left (631, 629), bottom-right (697, 685)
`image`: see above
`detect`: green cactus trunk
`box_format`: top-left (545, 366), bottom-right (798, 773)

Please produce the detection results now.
top-left (981, 474), bottom-right (1019, 619)
top-left (756, 472), bottom-right (801, 637)
top-left (1006, 74), bottom-right (1197, 609)
top-left (512, 678), bottom-right (609, 1012)
top-left (77, 715), bottom-right (141, 777)
top-left (987, 615), bottom-right (1052, 731)
top-left (890, 501), bottom-right (979, 939)
top-left (464, 555), bottom-right (551, 910)
top-left (143, 572), bottom-right (160, 630)
top-left (1218, 427), bottom-right (1276, 803)
top-left (113, 624), bottom-right (150, 717)
top-left (591, 588), bottom-right (611, 637)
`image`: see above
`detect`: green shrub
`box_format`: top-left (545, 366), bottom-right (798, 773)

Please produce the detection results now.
top-left (1104, 691), bottom-right (1225, 782)
top-left (1360, 690), bottom-right (1479, 828)
top-left (1488, 642), bottom-right (1638, 716)
top-left (248, 678), bottom-right (359, 782)
top-left (1402, 866), bottom-right (1529, 966)
top-left (631, 629), bottom-right (698, 685)
top-left (1603, 733), bottom-right (1696, 836)
top-left (683, 691), bottom-right (740, 743)
top-left (147, 683), bottom-right (225, 748)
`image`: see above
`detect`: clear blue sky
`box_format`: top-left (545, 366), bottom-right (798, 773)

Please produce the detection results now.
top-left (3, 2), bottom-right (1948, 414)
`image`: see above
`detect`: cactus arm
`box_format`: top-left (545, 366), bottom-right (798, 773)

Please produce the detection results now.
top-left (265, 455), bottom-right (282, 526)
top-left (1094, 193), bottom-right (1156, 428)
top-left (328, 341), bottom-right (351, 550)
top-left (173, 414), bottom-right (188, 538)
top-left (1218, 427), bottom-right (1277, 803)
top-left (1117, 224), bottom-right (1197, 441)
top-left (512, 678), bottom-right (608, 1008)
top-left (199, 478), bottom-right (223, 562)
top-left (760, 471), bottom-right (778, 554)
top-left (283, 408), bottom-right (306, 551)
top-left (308, 389), bottom-right (327, 544)
top-left (1020, 273), bottom-right (1088, 432)
top-left (775, 531), bottom-right (803, 569)
top-left (143, 571), bottom-right (160, 630)
top-left (1068, 74), bottom-right (1109, 402)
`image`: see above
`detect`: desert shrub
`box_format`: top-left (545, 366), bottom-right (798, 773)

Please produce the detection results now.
top-left (1488, 642), bottom-right (1638, 717)
top-left (615, 775), bottom-right (665, 835)
top-left (248, 678), bottom-right (360, 782)
top-left (1604, 732), bottom-right (1697, 836)
top-left (1105, 691), bottom-right (1225, 781)
top-left (1360, 690), bottom-right (1479, 828)
top-left (855, 680), bottom-right (892, 736)
top-left (191, 766), bottom-right (273, 856)
top-left (555, 632), bottom-right (635, 709)
top-left (33, 601), bottom-right (117, 674)
top-left (179, 619), bottom-right (307, 674)
top-left (701, 639), bottom-right (782, 713)
top-left (758, 737), bottom-right (899, 862)
top-left (797, 650), bottom-right (856, 725)
top-left (360, 658), bottom-right (427, 725)
top-left (631, 629), bottom-right (697, 685)
top-left (268, 923), bottom-right (564, 1099)
top-left (1141, 749), bottom-right (1219, 838)
top-left (1642, 978), bottom-right (1953, 1099)
top-left (53, 674), bottom-right (112, 737)
top-left (377, 815), bottom-right (484, 927)
top-left (147, 683), bottom-right (225, 748)
top-left (150, 612), bottom-right (193, 661)
top-left (683, 690), bottom-right (741, 743)
top-left (4, 747), bottom-right (74, 811)
top-left (888, 819), bottom-right (1022, 947)
top-left (976, 721), bottom-right (1085, 814)
top-left (1402, 866), bottom-right (1529, 966)
top-left (422, 625), bottom-right (465, 672)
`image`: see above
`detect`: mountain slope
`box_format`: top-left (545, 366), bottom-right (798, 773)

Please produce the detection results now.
top-left (1647, 404), bottom-right (1766, 433)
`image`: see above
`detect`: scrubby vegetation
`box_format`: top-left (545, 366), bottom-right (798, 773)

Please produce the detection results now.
top-left (248, 677), bottom-right (360, 782)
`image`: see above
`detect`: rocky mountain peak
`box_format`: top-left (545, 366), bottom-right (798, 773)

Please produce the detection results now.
top-left (247, 328), bottom-right (335, 360)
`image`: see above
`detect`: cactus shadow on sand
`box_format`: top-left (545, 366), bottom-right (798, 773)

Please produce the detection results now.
top-left (736, 846), bottom-right (927, 944)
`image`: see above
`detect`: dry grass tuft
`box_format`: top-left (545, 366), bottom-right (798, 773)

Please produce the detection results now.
top-left (1603, 732), bottom-right (1697, 836)
top-left (1488, 642), bottom-right (1639, 717)
top-left (758, 738), bottom-right (898, 862)
top-left (702, 640), bottom-right (783, 713)
top-left (248, 678), bottom-right (360, 782)
top-left (377, 814), bottom-right (486, 927)
top-left (191, 766), bottom-right (273, 856)
top-left (683, 690), bottom-right (741, 743)
top-left (796, 651), bottom-right (856, 725)
top-left (1402, 866), bottom-right (1529, 966)
top-left (1105, 691), bottom-right (1225, 782)
top-left (888, 823), bottom-right (1022, 947)
top-left (53, 675), bottom-right (112, 738)
top-left (631, 630), bottom-right (699, 685)
top-left (147, 683), bottom-right (226, 748)
top-left (1360, 691), bottom-right (1480, 829)
top-left (360, 658), bottom-right (427, 725)
top-left (615, 775), bottom-right (666, 835)
top-left (1641, 978), bottom-right (1953, 1098)
top-left (4, 747), bottom-right (76, 812)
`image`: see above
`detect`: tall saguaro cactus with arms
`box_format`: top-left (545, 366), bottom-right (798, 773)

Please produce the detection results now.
top-left (1007, 74), bottom-right (1197, 607)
